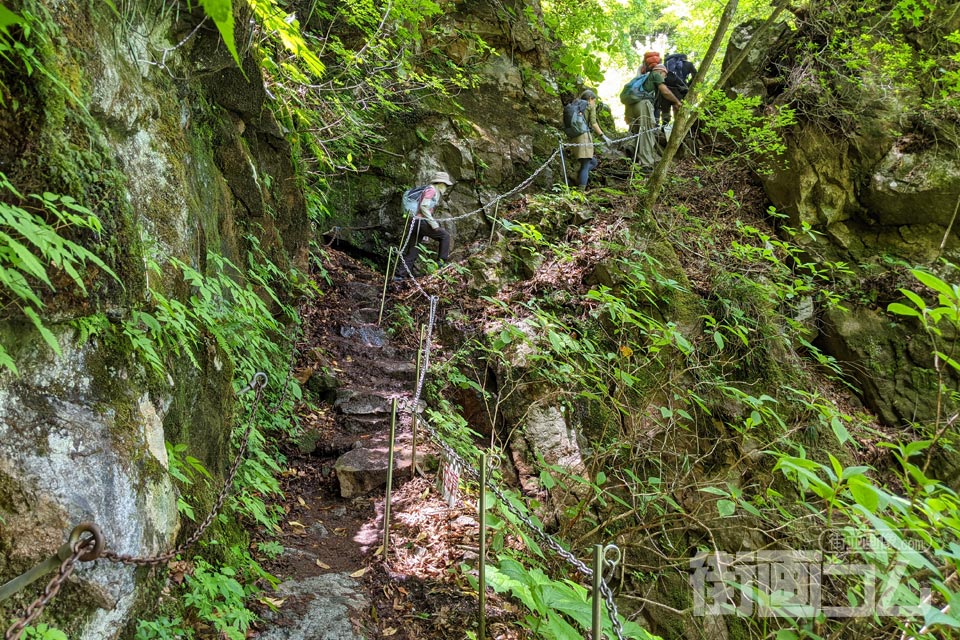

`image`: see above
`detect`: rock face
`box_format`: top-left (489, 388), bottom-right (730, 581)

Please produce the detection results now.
top-left (0, 2), bottom-right (307, 636)
top-left (818, 306), bottom-right (956, 426)
top-left (0, 337), bottom-right (185, 637)
top-left (724, 17), bottom-right (960, 428)
top-left (325, 0), bottom-right (563, 257)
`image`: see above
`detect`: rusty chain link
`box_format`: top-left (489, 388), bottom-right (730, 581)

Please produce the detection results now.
top-left (5, 524), bottom-right (104, 640)
top-left (401, 301), bottom-right (630, 639)
top-left (100, 372), bottom-right (267, 567)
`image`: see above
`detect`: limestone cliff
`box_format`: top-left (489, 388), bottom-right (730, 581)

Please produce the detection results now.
top-left (0, 1), bottom-right (306, 635)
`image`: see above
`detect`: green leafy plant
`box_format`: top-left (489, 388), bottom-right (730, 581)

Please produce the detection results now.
top-left (255, 540), bottom-right (284, 560)
top-left (482, 558), bottom-right (657, 639)
top-left (21, 624), bottom-right (67, 640)
top-left (181, 558), bottom-right (258, 640)
top-left (166, 442), bottom-right (214, 522)
top-left (699, 91), bottom-right (796, 175)
top-left (135, 616), bottom-right (195, 640)
top-left (0, 172), bottom-right (117, 373)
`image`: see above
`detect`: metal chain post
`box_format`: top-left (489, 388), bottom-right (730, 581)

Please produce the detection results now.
top-left (559, 137), bottom-right (569, 188)
top-left (409, 296), bottom-right (438, 413)
top-left (382, 399), bottom-right (398, 558)
top-left (592, 544), bottom-right (605, 640)
top-left (487, 201), bottom-right (500, 247)
top-left (478, 453), bottom-right (488, 640)
top-left (5, 527), bottom-right (103, 640)
top-left (378, 247), bottom-right (396, 325)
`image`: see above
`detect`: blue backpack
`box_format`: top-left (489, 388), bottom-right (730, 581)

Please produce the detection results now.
top-left (562, 99), bottom-right (590, 138)
top-left (620, 72), bottom-right (656, 105)
top-left (401, 185), bottom-right (429, 216)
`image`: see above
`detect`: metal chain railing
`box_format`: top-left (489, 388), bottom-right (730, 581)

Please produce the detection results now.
top-left (396, 300), bottom-right (630, 639)
top-left (438, 148), bottom-right (560, 223)
top-left (2, 372), bottom-right (268, 638)
top-left (4, 527), bottom-right (102, 640)
top-left (391, 122), bottom-right (665, 303)
top-left (435, 125), bottom-right (660, 224)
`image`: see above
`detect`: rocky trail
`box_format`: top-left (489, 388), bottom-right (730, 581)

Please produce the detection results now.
top-left (246, 250), bottom-right (523, 640)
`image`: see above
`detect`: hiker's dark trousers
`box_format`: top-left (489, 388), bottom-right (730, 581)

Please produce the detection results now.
top-left (578, 157), bottom-right (599, 187)
top-left (402, 219), bottom-right (451, 271)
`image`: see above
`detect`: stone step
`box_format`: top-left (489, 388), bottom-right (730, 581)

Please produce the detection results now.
top-left (334, 388), bottom-right (403, 415)
top-left (339, 413), bottom-right (386, 435)
top-left (338, 323), bottom-right (387, 348)
top-left (373, 358), bottom-right (417, 378)
top-left (340, 281), bottom-right (381, 305)
top-left (325, 333), bottom-right (402, 360)
top-left (354, 307), bottom-right (381, 325)
top-left (334, 435), bottom-right (413, 498)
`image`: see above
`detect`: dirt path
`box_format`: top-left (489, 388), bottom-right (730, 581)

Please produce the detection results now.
top-left (246, 250), bottom-right (521, 639)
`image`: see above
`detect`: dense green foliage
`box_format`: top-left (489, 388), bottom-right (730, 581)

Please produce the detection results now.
top-left (0, 173), bottom-right (116, 372)
top-left (250, 0), bottom-right (485, 225)
top-left (0, 0), bottom-right (958, 637)
top-left (761, 0), bottom-right (959, 133)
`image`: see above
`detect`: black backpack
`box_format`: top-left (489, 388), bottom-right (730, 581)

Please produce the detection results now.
top-left (664, 71), bottom-right (688, 101)
top-left (562, 99), bottom-right (590, 138)
top-left (665, 54), bottom-right (693, 84)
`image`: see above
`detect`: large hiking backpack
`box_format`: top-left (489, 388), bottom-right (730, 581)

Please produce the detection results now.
top-left (665, 53), bottom-right (692, 84)
top-left (663, 70), bottom-right (688, 101)
top-left (562, 99), bottom-right (590, 138)
top-left (401, 185), bottom-right (429, 216)
top-left (620, 72), bottom-right (655, 105)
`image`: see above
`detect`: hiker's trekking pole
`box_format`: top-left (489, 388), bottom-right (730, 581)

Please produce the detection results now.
top-left (487, 200), bottom-right (500, 246)
top-left (558, 137), bottom-right (568, 189)
top-left (378, 247), bottom-right (395, 325)
top-left (629, 124), bottom-right (642, 183)
top-left (397, 212), bottom-right (412, 261)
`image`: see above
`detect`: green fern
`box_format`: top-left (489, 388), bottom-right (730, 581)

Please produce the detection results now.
top-left (0, 172), bottom-right (118, 373)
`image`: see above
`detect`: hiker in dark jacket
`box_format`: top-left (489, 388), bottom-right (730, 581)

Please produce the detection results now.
top-left (656, 54), bottom-right (697, 126)
top-left (399, 171), bottom-right (454, 278)
top-left (570, 89), bottom-right (613, 188)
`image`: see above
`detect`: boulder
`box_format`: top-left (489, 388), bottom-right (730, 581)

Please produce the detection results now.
top-left (818, 304), bottom-right (958, 427)
top-left (256, 574), bottom-right (368, 640)
top-left (334, 442), bottom-right (412, 498)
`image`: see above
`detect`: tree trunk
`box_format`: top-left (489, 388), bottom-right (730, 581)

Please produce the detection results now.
top-left (642, 0), bottom-right (790, 211)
